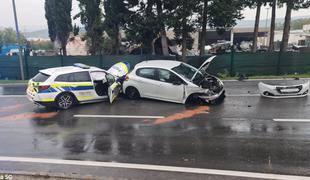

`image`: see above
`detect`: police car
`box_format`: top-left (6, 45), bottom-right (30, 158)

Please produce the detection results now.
top-left (27, 63), bottom-right (126, 109)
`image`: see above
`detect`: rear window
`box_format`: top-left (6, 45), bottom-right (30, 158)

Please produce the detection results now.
top-left (32, 73), bottom-right (50, 82)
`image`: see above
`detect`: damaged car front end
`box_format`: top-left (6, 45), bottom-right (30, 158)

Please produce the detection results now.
top-left (185, 56), bottom-right (225, 103)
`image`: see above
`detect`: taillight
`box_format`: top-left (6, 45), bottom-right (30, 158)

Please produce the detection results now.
top-left (38, 85), bottom-right (50, 91)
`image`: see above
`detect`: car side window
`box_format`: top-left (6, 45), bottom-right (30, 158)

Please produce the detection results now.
top-left (136, 68), bottom-right (156, 80)
top-left (55, 73), bottom-right (74, 82)
top-left (90, 71), bottom-right (106, 81)
top-left (106, 73), bottom-right (115, 85)
top-left (158, 69), bottom-right (182, 84)
top-left (55, 72), bottom-right (91, 82)
top-left (74, 72), bottom-right (91, 82)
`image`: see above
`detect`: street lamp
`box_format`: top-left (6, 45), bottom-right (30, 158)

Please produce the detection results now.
top-left (11, 0), bottom-right (25, 80)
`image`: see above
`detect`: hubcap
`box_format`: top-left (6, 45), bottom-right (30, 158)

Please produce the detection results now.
top-left (58, 94), bottom-right (73, 109)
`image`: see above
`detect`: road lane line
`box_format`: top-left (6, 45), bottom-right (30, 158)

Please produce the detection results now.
top-left (74, 114), bottom-right (165, 119)
top-left (273, 119), bottom-right (310, 122)
top-left (0, 95), bottom-right (26, 98)
top-left (0, 156), bottom-right (309, 180)
top-left (226, 94), bottom-right (261, 97)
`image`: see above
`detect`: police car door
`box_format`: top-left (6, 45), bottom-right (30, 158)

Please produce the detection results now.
top-left (90, 71), bottom-right (109, 100)
top-left (106, 73), bottom-right (122, 103)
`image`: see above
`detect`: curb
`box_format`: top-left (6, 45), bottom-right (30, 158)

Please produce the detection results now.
top-left (0, 170), bottom-right (99, 180)
top-left (0, 83), bottom-right (27, 86)
top-left (222, 78), bottom-right (310, 82)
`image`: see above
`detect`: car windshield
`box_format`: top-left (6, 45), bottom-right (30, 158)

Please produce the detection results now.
top-left (172, 63), bottom-right (204, 85)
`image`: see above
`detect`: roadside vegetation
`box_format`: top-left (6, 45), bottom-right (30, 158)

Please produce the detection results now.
top-left (219, 73), bottom-right (310, 80)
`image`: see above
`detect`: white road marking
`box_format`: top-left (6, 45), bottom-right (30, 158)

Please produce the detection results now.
top-left (0, 156), bottom-right (309, 180)
top-left (226, 94), bottom-right (261, 97)
top-left (0, 95), bottom-right (26, 98)
top-left (273, 119), bottom-right (310, 122)
top-left (74, 114), bottom-right (164, 119)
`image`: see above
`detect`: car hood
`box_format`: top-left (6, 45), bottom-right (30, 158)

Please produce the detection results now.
top-left (191, 56), bottom-right (216, 81)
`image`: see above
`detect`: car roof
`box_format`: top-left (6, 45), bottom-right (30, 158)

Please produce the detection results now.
top-left (135, 60), bottom-right (182, 70)
top-left (40, 66), bottom-right (104, 76)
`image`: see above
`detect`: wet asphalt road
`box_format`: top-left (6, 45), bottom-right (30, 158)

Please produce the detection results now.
top-left (0, 80), bottom-right (310, 179)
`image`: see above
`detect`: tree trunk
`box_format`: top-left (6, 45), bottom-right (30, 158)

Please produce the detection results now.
top-left (268, 0), bottom-right (277, 52)
top-left (252, 2), bottom-right (262, 53)
top-left (280, 4), bottom-right (292, 52)
top-left (160, 31), bottom-right (169, 56)
top-left (268, 0), bottom-right (276, 52)
top-left (90, 36), bottom-right (96, 55)
top-left (156, 1), bottom-right (169, 56)
top-left (151, 38), bottom-right (156, 55)
top-left (199, 0), bottom-right (208, 56)
top-left (114, 24), bottom-right (120, 55)
top-left (62, 45), bottom-right (67, 56)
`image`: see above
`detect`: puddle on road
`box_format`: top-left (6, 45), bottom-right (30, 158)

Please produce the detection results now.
top-left (0, 103), bottom-right (30, 112)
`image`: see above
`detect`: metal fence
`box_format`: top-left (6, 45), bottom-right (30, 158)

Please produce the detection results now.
top-left (0, 52), bottom-right (310, 80)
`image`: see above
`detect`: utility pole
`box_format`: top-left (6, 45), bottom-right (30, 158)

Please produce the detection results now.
top-left (12, 0), bottom-right (25, 80)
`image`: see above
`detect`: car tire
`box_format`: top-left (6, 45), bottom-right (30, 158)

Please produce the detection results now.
top-left (126, 87), bottom-right (140, 100)
top-left (56, 93), bottom-right (75, 110)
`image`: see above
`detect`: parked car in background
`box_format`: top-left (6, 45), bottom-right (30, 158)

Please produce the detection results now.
top-left (123, 56), bottom-right (225, 104)
top-left (27, 63), bottom-right (124, 109)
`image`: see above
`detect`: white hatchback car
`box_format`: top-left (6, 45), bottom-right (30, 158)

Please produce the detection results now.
top-left (27, 64), bottom-right (122, 109)
top-left (123, 56), bottom-right (225, 104)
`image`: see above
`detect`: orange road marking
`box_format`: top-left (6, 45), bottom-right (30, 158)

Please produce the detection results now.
top-left (153, 106), bottom-right (209, 125)
top-left (0, 112), bottom-right (58, 121)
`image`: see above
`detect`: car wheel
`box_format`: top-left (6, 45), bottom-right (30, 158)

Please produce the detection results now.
top-left (56, 93), bottom-right (75, 110)
top-left (126, 87), bottom-right (140, 99)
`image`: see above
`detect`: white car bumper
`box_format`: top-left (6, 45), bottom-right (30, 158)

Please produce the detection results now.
top-left (258, 81), bottom-right (309, 98)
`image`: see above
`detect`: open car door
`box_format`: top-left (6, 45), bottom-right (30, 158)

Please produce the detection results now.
top-left (105, 73), bottom-right (121, 103)
top-left (107, 61), bottom-right (131, 103)
top-left (108, 82), bottom-right (122, 103)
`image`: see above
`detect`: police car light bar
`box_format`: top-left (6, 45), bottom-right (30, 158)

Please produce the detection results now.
top-left (73, 63), bottom-right (90, 69)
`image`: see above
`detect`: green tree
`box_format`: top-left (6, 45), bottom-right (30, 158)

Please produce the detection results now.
top-left (73, 24), bottom-right (80, 36)
top-left (279, 0), bottom-right (310, 52)
top-left (155, 0), bottom-right (169, 55)
top-left (103, 0), bottom-right (131, 55)
top-left (268, 0), bottom-right (276, 52)
top-left (166, 0), bottom-right (200, 61)
top-left (198, 0), bottom-right (208, 56)
top-left (246, 0), bottom-right (270, 52)
top-left (45, 0), bottom-right (72, 56)
top-left (208, 0), bottom-right (244, 34)
top-left (0, 28), bottom-right (26, 44)
top-left (124, 0), bottom-right (162, 55)
top-left (75, 0), bottom-right (104, 55)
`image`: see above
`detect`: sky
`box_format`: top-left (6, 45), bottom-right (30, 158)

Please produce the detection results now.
top-left (0, 0), bottom-right (310, 32)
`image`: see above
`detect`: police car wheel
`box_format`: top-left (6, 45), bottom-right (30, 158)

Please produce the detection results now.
top-left (56, 93), bottom-right (74, 110)
top-left (126, 87), bottom-right (140, 99)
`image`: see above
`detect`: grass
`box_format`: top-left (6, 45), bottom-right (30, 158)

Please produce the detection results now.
top-left (219, 74), bottom-right (310, 80)
top-left (0, 80), bottom-right (28, 84)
